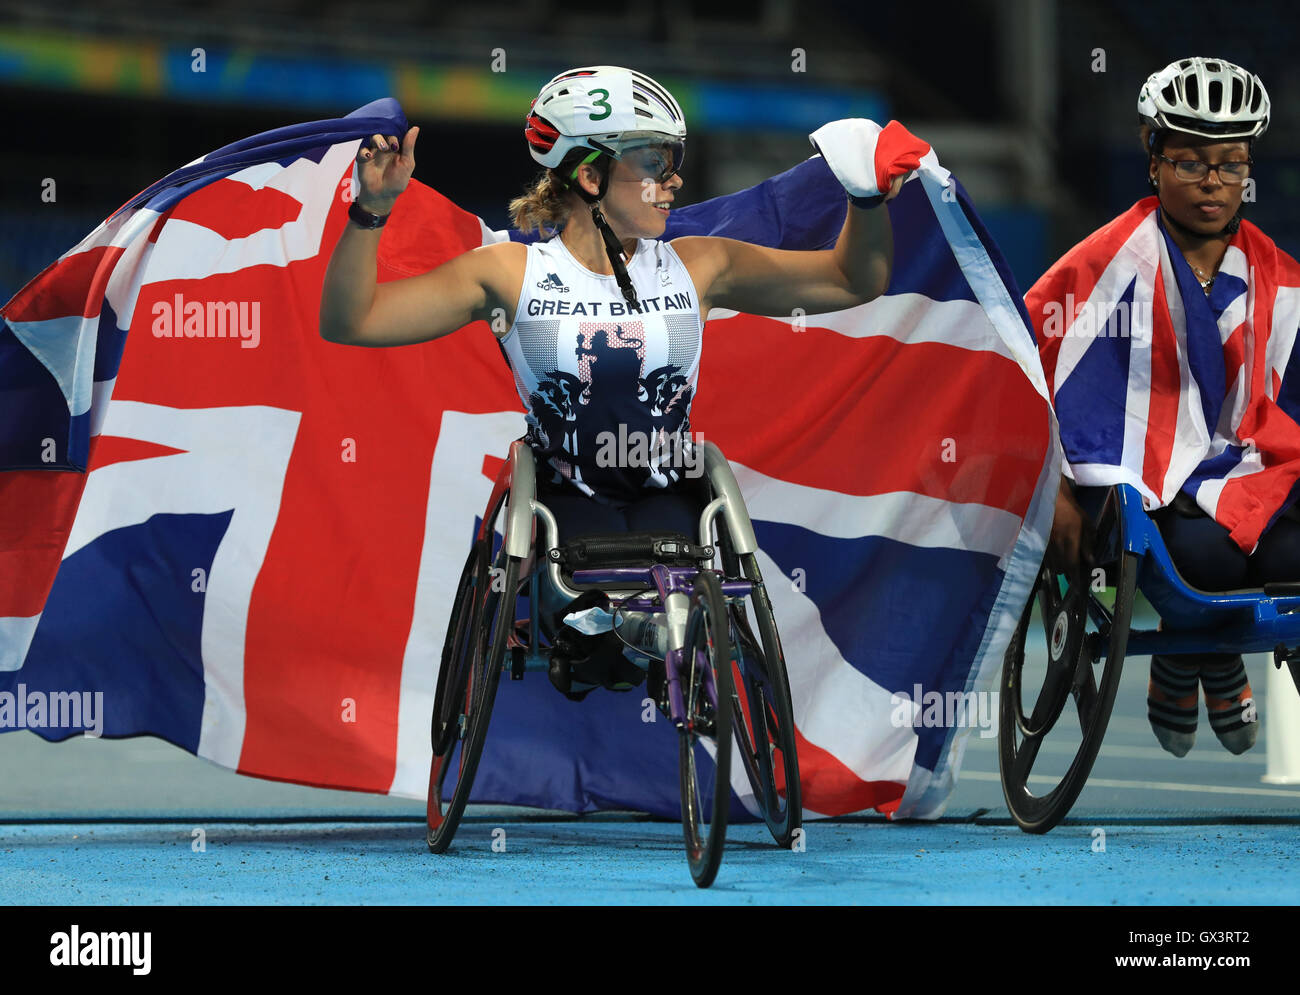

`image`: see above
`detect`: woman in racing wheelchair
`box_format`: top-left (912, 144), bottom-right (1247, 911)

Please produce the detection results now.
top-left (319, 66), bottom-right (923, 696)
top-left (1040, 57), bottom-right (1300, 758)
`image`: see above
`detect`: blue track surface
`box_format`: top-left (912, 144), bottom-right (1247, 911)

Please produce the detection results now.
top-left (5, 607), bottom-right (1300, 905)
top-left (4, 815), bottom-right (1299, 905)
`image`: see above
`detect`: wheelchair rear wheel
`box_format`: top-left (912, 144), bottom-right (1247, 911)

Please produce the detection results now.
top-left (710, 515), bottom-right (801, 847)
top-left (427, 490), bottom-right (519, 854)
top-left (679, 569), bottom-right (735, 888)
top-left (999, 486), bottom-right (1137, 833)
top-left (726, 553), bottom-right (802, 848)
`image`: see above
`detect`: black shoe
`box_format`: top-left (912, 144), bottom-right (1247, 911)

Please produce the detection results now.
top-left (548, 628), bottom-right (644, 697)
top-left (548, 629), bottom-right (594, 701)
top-left (646, 659), bottom-right (668, 713)
top-left (545, 591), bottom-right (612, 701)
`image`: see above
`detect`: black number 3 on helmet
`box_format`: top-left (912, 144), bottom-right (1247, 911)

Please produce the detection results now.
top-left (523, 65), bottom-right (687, 182)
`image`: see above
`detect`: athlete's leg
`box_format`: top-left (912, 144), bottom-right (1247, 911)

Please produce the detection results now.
top-left (533, 479), bottom-right (628, 633)
top-left (1152, 501), bottom-right (1250, 592)
top-left (623, 472), bottom-right (711, 538)
top-left (1245, 514), bottom-right (1300, 586)
top-left (624, 490), bottom-right (705, 536)
top-left (1148, 502), bottom-right (1255, 754)
top-left (531, 478), bottom-right (645, 695)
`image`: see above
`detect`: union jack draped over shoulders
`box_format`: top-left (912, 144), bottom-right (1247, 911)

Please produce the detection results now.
top-left (0, 97), bottom-right (1055, 820)
top-left (1030, 196), bottom-right (1300, 554)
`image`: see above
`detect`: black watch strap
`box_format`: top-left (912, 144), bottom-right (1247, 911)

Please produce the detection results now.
top-left (348, 202), bottom-right (390, 229)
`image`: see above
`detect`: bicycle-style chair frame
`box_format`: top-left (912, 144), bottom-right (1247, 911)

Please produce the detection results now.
top-left (426, 439), bottom-right (802, 886)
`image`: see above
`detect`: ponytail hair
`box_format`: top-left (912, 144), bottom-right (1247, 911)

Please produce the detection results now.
top-left (508, 168), bottom-right (572, 235)
top-left (508, 149), bottom-right (611, 235)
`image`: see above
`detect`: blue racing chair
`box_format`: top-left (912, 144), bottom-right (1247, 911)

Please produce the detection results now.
top-left (999, 483), bottom-right (1300, 832)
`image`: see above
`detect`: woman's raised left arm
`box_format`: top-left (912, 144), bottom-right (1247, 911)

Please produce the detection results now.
top-left (673, 118), bottom-right (928, 319)
top-left (673, 185), bottom-right (897, 318)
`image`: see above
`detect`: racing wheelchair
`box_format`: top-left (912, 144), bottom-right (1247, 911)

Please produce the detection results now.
top-left (1000, 482), bottom-right (1300, 833)
top-left (425, 439), bottom-right (802, 887)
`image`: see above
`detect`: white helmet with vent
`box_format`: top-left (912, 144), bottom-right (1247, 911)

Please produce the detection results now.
top-left (524, 66), bottom-right (687, 173)
top-left (1138, 57), bottom-right (1270, 140)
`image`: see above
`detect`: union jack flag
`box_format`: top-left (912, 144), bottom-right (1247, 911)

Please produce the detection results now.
top-left (0, 97), bottom-right (1055, 819)
top-left (1030, 197), bottom-right (1300, 554)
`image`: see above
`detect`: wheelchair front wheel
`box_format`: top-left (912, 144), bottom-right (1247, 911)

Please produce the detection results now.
top-left (999, 486), bottom-right (1136, 833)
top-left (427, 494), bottom-right (519, 854)
top-left (679, 570), bottom-right (735, 888)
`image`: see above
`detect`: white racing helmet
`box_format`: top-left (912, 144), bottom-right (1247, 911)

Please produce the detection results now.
top-left (1138, 57), bottom-right (1270, 140)
top-left (524, 66), bottom-right (686, 180)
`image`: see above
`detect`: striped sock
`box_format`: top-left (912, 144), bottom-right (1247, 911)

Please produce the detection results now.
top-left (1200, 657), bottom-right (1257, 754)
top-left (1147, 655), bottom-right (1200, 757)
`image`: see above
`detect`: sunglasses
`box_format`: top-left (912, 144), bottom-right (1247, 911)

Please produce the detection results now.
top-left (612, 141), bottom-right (685, 184)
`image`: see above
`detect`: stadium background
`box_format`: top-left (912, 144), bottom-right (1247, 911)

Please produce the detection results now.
top-left (2, 0), bottom-right (1298, 304)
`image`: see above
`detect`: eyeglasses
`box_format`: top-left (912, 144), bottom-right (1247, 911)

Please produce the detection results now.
top-left (1156, 154), bottom-right (1251, 185)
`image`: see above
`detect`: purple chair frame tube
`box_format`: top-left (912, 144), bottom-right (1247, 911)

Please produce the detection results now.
top-left (565, 564), bottom-right (753, 731)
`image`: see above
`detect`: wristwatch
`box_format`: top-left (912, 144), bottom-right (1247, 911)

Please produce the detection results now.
top-left (348, 202), bottom-right (390, 229)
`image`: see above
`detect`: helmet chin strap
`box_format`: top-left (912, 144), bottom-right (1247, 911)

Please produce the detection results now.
top-left (588, 204), bottom-right (642, 313)
top-left (567, 154), bottom-right (642, 314)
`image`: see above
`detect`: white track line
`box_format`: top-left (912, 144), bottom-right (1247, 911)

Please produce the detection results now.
top-left (998, 741), bottom-right (1268, 766)
top-left (958, 769), bottom-right (1300, 798)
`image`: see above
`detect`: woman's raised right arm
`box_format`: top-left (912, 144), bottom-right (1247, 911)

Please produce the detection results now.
top-left (319, 127), bottom-right (522, 347)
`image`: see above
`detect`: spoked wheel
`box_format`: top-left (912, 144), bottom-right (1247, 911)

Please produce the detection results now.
top-left (999, 486), bottom-right (1137, 833)
top-left (726, 553), bottom-right (801, 848)
top-left (427, 490), bottom-right (520, 853)
top-left (679, 570), bottom-right (735, 888)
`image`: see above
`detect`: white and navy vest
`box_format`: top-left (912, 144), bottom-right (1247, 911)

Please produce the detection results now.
top-left (498, 236), bottom-right (704, 503)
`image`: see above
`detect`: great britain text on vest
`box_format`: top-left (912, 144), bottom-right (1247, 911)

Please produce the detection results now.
top-left (525, 291), bottom-right (695, 318)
